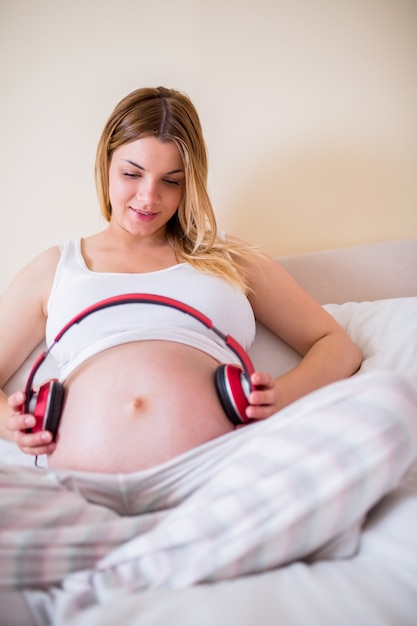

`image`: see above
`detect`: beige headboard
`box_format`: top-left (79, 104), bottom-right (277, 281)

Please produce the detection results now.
top-left (277, 239), bottom-right (417, 304)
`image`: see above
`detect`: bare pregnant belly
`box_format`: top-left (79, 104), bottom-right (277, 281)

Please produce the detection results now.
top-left (48, 341), bottom-right (235, 473)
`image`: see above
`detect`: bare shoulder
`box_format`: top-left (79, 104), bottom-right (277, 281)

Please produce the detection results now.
top-left (0, 246), bottom-right (61, 384)
top-left (4, 246), bottom-right (61, 303)
top-left (23, 245), bottom-right (61, 276)
top-left (1, 244), bottom-right (61, 313)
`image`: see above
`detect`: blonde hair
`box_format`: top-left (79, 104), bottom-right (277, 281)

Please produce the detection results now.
top-left (95, 86), bottom-right (256, 291)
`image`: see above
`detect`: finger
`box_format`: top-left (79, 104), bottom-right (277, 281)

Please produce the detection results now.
top-left (15, 431), bottom-right (56, 456)
top-left (16, 429), bottom-right (54, 446)
top-left (19, 442), bottom-right (57, 457)
top-left (248, 387), bottom-right (276, 407)
top-left (251, 371), bottom-right (274, 388)
top-left (7, 390), bottom-right (25, 411)
top-left (245, 403), bottom-right (274, 420)
top-left (5, 413), bottom-right (36, 434)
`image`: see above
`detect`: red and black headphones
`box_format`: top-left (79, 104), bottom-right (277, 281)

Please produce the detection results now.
top-left (24, 293), bottom-right (256, 438)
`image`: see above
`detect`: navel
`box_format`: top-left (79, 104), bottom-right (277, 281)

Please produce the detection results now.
top-left (127, 396), bottom-right (147, 416)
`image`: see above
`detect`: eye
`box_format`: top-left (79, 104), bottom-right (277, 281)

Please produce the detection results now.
top-left (123, 172), bottom-right (141, 178)
top-left (163, 179), bottom-right (181, 186)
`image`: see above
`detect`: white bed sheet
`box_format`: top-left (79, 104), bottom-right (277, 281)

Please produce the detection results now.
top-left (62, 460), bottom-right (417, 626)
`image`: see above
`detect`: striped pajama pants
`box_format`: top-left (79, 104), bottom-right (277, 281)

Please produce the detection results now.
top-left (0, 371), bottom-right (416, 624)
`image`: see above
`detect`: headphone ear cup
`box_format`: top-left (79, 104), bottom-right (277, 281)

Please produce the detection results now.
top-left (26, 380), bottom-right (65, 440)
top-left (215, 364), bottom-right (251, 426)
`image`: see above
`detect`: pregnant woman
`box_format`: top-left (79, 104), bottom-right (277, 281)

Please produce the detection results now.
top-left (0, 86), bottom-right (361, 472)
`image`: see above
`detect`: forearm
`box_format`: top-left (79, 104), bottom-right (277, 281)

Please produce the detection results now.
top-left (275, 333), bottom-right (362, 409)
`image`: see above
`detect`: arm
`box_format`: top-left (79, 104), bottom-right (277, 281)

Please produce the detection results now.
top-left (0, 247), bottom-right (60, 454)
top-left (240, 249), bottom-right (362, 420)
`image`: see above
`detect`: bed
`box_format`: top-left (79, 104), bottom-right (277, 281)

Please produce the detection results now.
top-left (1, 238), bottom-right (417, 626)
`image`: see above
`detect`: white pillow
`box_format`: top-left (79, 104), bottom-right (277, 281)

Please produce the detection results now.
top-left (249, 297), bottom-right (417, 391)
top-left (325, 297), bottom-right (417, 389)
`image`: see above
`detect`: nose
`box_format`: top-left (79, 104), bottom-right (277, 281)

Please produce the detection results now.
top-left (137, 178), bottom-right (160, 206)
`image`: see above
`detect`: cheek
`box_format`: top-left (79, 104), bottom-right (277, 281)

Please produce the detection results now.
top-left (173, 189), bottom-right (183, 208)
top-left (168, 185), bottom-right (184, 208)
top-left (109, 178), bottom-right (132, 204)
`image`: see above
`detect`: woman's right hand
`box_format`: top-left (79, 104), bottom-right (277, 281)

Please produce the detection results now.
top-left (6, 390), bottom-right (57, 456)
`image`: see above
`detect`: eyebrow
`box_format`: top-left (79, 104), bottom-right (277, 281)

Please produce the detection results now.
top-left (123, 159), bottom-right (184, 175)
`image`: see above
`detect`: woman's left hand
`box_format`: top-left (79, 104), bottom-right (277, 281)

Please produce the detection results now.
top-left (245, 372), bottom-right (281, 420)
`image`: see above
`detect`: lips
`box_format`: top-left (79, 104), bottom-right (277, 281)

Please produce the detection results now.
top-left (131, 207), bottom-right (154, 215)
top-left (130, 207), bottom-right (158, 221)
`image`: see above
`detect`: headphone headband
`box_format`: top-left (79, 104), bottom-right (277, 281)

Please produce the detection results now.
top-left (25, 293), bottom-right (255, 401)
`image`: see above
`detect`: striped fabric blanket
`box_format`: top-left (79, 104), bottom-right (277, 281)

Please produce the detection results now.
top-left (1, 371), bottom-right (416, 625)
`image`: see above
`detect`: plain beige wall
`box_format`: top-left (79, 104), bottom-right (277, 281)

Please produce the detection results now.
top-left (1, 0), bottom-right (416, 293)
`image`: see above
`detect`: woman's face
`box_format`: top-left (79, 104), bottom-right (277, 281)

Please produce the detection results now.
top-left (108, 136), bottom-right (185, 239)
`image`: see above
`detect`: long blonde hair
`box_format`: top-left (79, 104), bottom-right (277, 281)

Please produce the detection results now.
top-left (95, 86), bottom-right (256, 291)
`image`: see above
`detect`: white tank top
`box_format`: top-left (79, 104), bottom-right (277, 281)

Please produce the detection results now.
top-left (46, 239), bottom-right (256, 380)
